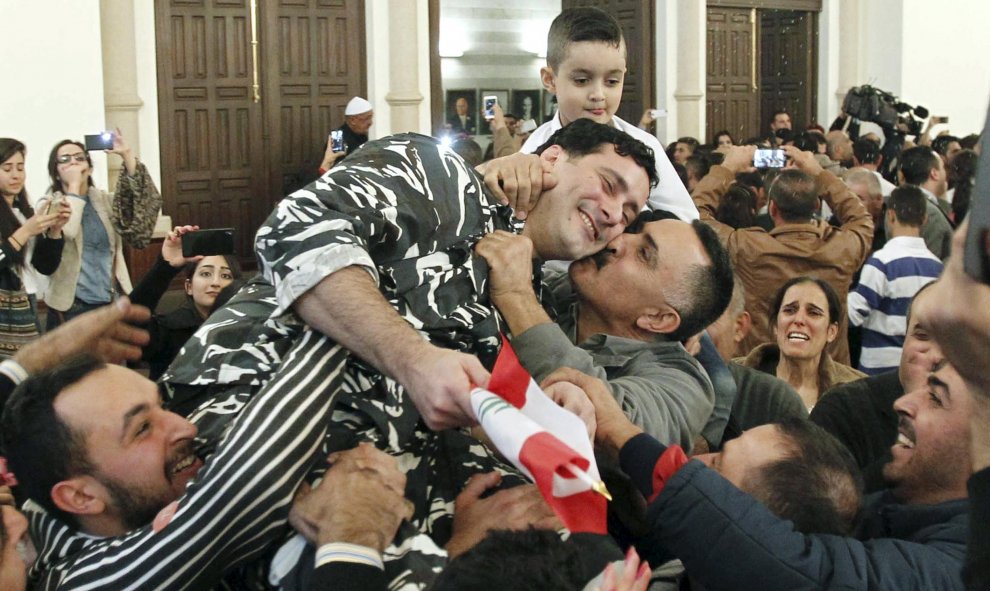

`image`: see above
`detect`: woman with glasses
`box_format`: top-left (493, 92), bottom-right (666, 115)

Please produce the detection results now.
top-left (43, 129), bottom-right (162, 329)
top-left (0, 139), bottom-right (70, 356)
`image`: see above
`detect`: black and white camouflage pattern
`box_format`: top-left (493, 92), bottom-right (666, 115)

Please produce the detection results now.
top-left (165, 133), bottom-right (530, 589)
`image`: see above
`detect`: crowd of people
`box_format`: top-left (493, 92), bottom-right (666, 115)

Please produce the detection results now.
top-left (0, 5), bottom-right (987, 591)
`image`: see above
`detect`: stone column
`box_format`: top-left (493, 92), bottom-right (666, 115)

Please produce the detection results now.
top-left (386, 0), bottom-right (424, 134)
top-left (835, 0), bottom-right (861, 106)
top-left (674, 0), bottom-right (706, 140)
top-left (100, 0), bottom-right (143, 188)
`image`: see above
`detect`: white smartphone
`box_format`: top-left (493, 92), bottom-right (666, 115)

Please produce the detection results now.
top-left (483, 95), bottom-right (497, 120)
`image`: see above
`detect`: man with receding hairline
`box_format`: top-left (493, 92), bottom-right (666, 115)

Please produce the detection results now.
top-left (693, 144), bottom-right (873, 363)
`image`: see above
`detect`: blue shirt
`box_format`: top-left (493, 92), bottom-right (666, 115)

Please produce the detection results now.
top-left (74, 194), bottom-right (113, 304)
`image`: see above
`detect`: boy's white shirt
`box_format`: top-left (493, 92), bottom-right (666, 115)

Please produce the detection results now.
top-left (521, 112), bottom-right (699, 222)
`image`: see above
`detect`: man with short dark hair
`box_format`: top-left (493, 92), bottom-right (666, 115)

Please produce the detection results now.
top-left (898, 145), bottom-right (954, 259)
top-left (852, 137), bottom-right (896, 197)
top-left (769, 110), bottom-right (792, 146)
top-left (693, 144), bottom-right (874, 363)
top-left (848, 186), bottom-right (943, 375)
top-left (684, 154), bottom-right (709, 193)
top-left (587, 354), bottom-right (972, 590)
top-left (825, 129), bottom-right (854, 167)
top-left (475, 214), bottom-right (734, 449)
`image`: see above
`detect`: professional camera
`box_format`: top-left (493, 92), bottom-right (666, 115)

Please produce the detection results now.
top-left (842, 85), bottom-right (929, 137)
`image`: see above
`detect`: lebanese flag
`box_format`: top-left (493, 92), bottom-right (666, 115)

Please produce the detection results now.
top-left (471, 340), bottom-right (607, 534)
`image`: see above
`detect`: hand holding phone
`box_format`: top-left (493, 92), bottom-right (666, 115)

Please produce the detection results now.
top-left (84, 132), bottom-right (114, 151)
top-left (753, 149), bottom-right (786, 168)
top-left (329, 130), bottom-right (346, 153)
top-left (483, 96), bottom-right (497, 121)
top-left (181, 228), bottom-right (237, 257)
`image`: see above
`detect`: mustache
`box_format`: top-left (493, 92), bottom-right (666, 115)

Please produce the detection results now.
top-left (897, 416), bottom-right (916, 444)
top-left (164, 439), bottom-right (198, 481)
top-left (589, 248), bottom-right (616, 270)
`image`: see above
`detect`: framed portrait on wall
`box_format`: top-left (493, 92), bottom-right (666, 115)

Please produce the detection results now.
top-left (445, 89), bottom-right (478, 136)
top-left (480, 89), bottom-right (509, 126)
top-left (511, 89), bottom-right (542, 124)
top-left (541, 89), bottom-right (557, 123)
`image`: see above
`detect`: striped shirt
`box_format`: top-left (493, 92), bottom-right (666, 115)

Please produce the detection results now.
top-left (847, 236), bottom-right (942, 374)
top-left (28, 330), bottom-right (349, 590)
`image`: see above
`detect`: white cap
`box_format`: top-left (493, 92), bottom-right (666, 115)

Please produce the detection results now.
top-left (857, 121), bottom-right (886, 148)
top-left (345, 97), bottom-right (373, 116)
top-left (519, 119), bottom-right (538, 134)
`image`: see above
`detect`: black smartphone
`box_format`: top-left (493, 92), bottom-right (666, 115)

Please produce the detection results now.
top-left (329, 129), bottom-right (346, 153)
top-left (964, 102), bottom-right (990, 283)
top-left (483, 95), bottom-right (497, 120)
top-left (753, 148), bottom-right (786, 168)
top-left (182, 228), bottom-right (236, 257)
top-left (83, 132), bottom-right (114, 151)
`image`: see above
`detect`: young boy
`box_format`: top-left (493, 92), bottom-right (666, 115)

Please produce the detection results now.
top-left (521, 7), bottom-right (697, 221)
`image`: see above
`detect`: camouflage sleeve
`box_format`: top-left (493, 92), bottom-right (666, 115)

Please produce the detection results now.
top-left (255, 135), bottom-right (486, 317)
top-left (110, 159), bottom-right (163, 249)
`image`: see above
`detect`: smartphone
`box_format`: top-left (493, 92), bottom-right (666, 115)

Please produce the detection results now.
top-left (483, 95), bottom-right (497, 120)
top-left (963, 103), bottom-right (990, 283)
top-left (753, 148), bottom-right (786, 168)
top-left (329, 129), bottom-right (346, 153)
top-left (182, 228), bottom-right (237, 257)
top-left (650, 108), bottom-right (667, 119)
top-left (84, 132), bottom-right (114, 151)
top-left (45, 196), bottom-right (65, 215)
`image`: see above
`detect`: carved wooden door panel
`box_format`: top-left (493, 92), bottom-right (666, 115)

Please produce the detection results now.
top-left (156, 0), bottom-right (365, 267)
top-left (759, 9), bottom-right (817, 131)
top-left (559, 0), bottom-right (655, 126)
top-left (706, 7), bottom-right (760, 141)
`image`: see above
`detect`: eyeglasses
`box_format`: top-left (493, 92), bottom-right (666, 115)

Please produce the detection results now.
top-left (56, 153), bottom-right (87, 164)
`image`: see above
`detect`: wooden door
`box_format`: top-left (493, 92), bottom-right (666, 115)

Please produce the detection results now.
top-left (560, 0), bottom-right (655, 126)
top-left (759, 9), bottom-right (817, 131)
top-left (261, 0), bottom-right (366, 198)
top-left (156, 0), bottom-right (365, 267)
top-left (706, 7), bottom-right (759, 142)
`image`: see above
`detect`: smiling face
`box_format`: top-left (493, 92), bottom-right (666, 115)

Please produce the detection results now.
top-left (773, 281), bottom-right (838, 363)
top-left (185, 255), bottom-right (235, 318)
top-left (541, 40), bottom-right (626, 126)
top-left (522, 143), bottom-right (649, 261)
top-left (884, 361), bottom-right (972, 504)
top-left (55, 365), bottom-right (203, 532)
top-left (0, 151), bottom-right (25, 200)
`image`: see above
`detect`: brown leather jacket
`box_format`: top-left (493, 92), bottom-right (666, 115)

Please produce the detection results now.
top-left (735, 342), bottom-right (867, 408)
top-left (694, 166), bottom-right (873, 364)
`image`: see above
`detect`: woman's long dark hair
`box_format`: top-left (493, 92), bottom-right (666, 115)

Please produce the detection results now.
top-left (47, 140), bottom-right (95, 195)
top-left (0, 138), bottom-right (34, 242)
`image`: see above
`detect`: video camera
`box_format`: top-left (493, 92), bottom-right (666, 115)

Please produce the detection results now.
top-left (842, 85), bottom-right (929, 137)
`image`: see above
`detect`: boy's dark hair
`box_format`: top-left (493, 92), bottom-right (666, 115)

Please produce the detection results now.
top-left (1, 355), bottom-right (105, 530)
top-left (546, 7), bottom-right (624, 71)
top-left (768, 169), bottom-right (818, 222)
top-left (899, 146), bottom-right (940, 185)
top-left (432, 529), bottom-right (621, 591)
top-left (744, 418), bottom-right (864, 535)
top-left (735, 170), bottom-right (765, 191)
top-left (535, 118), bottom-right (658, 188)
top-left (888, 185), bottom-right (928, 227)
top-left (853, 136), bottom-right (882, 165)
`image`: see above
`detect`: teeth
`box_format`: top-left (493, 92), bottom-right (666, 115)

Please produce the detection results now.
top-left (579, 212), bottom-right (597, 238)
top-left (787, 332), bottom-right (809, 341)
top-left (171, 455), bottom-right (195, 474)
top-left (897, 433), bottom-right (914, 448)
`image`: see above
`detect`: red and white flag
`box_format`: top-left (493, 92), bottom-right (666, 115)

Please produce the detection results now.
top-left (471, 340), bottom-right (607, 534)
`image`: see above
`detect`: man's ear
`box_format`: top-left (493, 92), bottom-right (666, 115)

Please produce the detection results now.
top-left (768, 199), bottom-right (779, 219)
top-left (51, 477), bottom-right (107, 517)
top-left (734, 310), bottom-right (752, 344)
top-left (636, 307), bottom-right (680, 337)
top-left (540, 66), bottom-right (557, 94)
top-left (539, 144), bottom-right (565, 169)
top-left (887, 208), bottom-right (897, 226)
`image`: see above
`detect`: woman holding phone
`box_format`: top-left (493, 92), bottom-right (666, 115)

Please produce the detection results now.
top-left (42, 128), bottom-right (162, 329)
top-left (0, 139), bottom-right (70, 356)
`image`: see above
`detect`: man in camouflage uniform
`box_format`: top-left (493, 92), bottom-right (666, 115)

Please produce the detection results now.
top-left (27, 120), bottom-right (657, 589)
